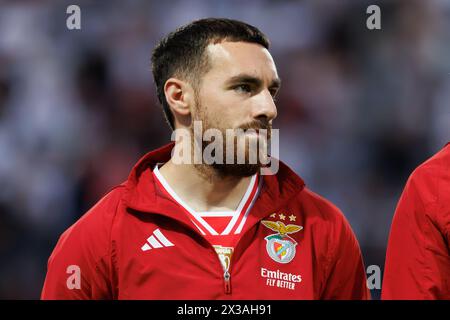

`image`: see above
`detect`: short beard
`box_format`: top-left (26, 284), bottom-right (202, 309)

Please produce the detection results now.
top-left (189, 99), bottom-right (271, 180)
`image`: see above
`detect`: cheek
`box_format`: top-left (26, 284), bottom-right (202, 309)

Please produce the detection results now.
top-left (200, 93), bottom-right (236, 126)
top-left (202, 85), bottom-right (229, 109)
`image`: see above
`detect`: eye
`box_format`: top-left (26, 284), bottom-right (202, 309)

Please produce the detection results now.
top-left (234, 84), bottom-right (252, 94)
top-left (269, 88), bottom-right (279, 101)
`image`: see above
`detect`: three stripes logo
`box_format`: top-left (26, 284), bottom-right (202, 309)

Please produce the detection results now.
top-left (141, 229), bottom-right (174, 251)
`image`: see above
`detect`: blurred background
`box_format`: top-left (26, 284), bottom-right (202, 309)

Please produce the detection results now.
top-left (0, 0), bottom-right (449, 299)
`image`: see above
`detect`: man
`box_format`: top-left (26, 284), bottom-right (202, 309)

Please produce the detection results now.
top-left (42, 18), bottom-right (370, 299)
top-left (382, 143), bottom-right (450, 299)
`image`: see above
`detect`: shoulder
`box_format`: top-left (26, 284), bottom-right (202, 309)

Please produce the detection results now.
top-left (403, 144), bottom-right (450, 207)
top-left (395, 145), bottom-right (450, 233)
top-left (297, 187), bottom-right (350, 229)
top-left (411, 144), bottom-right (449, 182)
top-left (294, 187), bottom-right (360, 260)
top-left (42, 185), bottom-right (126, 299)
top-left (272, 160), bottom-right (349, 227)
top-left (51, 184), bottom-right (126, 260)
top-left (295, 187), bottom-right (364, 287)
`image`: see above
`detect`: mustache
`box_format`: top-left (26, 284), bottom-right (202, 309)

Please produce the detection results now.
top-left (239, 119), bottom-right (272, 131)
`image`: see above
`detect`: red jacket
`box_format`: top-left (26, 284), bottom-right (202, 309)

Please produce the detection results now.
top-left (382, 143), bottom-right (450, 299)
top-left (41, 143), bottom-right (370, 300)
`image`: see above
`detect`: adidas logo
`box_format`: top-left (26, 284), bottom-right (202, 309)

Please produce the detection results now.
top-left (141, 228), bottom-right (175, 251)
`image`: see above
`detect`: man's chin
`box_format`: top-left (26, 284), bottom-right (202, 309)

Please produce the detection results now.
top-left (211, 163), bottom-right (262, 177)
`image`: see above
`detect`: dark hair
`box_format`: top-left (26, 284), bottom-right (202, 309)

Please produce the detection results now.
top-left (151, 18), bottom-right (270, 130)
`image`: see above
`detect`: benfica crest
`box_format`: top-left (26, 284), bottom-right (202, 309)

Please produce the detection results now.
top-left (261, 220), bottom-right (303, 264)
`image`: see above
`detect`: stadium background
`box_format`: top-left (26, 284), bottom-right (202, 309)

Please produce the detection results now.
top-left (0, 0), bottom-right (449, 299)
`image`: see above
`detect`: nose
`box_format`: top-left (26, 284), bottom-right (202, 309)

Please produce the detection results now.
top-left (251, 89), bottom-right (278, 122)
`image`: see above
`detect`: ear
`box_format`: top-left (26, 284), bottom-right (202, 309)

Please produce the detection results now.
top-left (164, 78), bottom-right (194, 127)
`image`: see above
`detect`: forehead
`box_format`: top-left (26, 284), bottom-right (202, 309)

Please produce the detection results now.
top-left (204, 41), bottom-right (278, 81)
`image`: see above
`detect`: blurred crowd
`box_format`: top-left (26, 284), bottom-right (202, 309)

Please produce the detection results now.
top-left (0, 0), bottom-right (449, 299)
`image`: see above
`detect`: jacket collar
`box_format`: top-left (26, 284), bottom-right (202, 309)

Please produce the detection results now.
top-left (123, 142), bottom-right (306, 226)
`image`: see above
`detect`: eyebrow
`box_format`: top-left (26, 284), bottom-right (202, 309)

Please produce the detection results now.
top-left (226, 73), bottom-right (281, 89)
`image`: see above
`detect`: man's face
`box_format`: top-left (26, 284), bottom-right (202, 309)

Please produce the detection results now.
top-left (191, 41), bottom-right (280, 177)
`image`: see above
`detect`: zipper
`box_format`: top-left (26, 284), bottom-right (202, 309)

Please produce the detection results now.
top-left (223, 270), bottom-right (231, 294)
top-left (219, 209), bottom-right (282, 295)
top-left (219, 222), bottom-right (259, 295)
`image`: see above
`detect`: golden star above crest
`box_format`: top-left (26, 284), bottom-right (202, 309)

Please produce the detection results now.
top-left (289, 214), bottom-right (296, 222)
top-left (270, 213), bottom-right (277, 218)
top-left (279, 213), bottom-right (286, 220)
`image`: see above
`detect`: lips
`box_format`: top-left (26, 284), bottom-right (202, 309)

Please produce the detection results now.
top-left (241, 127), bottom-right (266, 133)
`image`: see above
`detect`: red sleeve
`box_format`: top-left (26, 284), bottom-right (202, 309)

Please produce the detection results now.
top-left (320, 208), bottom-right (371, 300)
top-left (382, 171), bottom-right (450, 299)
top-left (41, 187), bottom-right (123, 300)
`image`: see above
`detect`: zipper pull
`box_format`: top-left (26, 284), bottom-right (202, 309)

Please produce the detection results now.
top-left (223, 271), bottom-right (231, 294)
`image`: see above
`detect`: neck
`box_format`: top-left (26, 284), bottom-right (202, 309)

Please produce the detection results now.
top-left (158, 159), bottom-right (254, 212)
